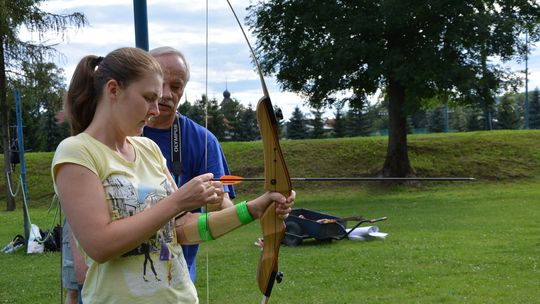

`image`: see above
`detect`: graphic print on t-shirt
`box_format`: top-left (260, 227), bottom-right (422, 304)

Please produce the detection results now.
top-left (103, 174), bottom-right (176, 282)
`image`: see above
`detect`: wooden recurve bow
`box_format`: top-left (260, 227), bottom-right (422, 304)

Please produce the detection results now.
top-left (225, 1), bottom-right (292, 303)
top-left (256, 90), bottom-right (292, 304)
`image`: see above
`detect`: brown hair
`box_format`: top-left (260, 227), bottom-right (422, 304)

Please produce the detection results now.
top-left (64, 47), bottom-right (162, 135)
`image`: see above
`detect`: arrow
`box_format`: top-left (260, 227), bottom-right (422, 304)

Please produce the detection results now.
top-left (215, 175), bottom-right (475, 185)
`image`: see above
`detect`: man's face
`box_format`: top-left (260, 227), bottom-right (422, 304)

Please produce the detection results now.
top-left (154, 53), bottom-right (188, 124)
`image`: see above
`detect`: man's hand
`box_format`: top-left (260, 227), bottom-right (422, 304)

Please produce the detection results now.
top-left (205, 192), bottom-right (234, 212)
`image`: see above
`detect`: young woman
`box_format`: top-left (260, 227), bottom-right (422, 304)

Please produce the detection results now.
top-left (52, 47), bottom-right (294, 303)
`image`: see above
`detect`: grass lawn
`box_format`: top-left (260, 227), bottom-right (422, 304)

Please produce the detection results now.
top-left (2, 180), bottom-right (538, 303)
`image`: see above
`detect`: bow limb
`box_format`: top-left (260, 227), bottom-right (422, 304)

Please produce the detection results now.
top-left (256, 96), bottom-right (292, 303)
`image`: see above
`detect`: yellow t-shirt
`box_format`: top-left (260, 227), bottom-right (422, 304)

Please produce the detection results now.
top-left (52, 133), bottom-right (198, 304)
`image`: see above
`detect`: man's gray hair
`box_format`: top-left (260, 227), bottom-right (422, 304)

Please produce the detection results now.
top-left (149, 46), bottom-right (191, 82)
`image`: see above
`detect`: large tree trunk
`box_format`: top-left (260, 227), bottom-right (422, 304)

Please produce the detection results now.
top-left (382, 77), bottom-right (413, 177)
top-left (0, 31), bottom-right (16, 211)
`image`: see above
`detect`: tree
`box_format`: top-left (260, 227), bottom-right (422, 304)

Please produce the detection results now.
top-left (310, 108), bottom-right (325, 138)
top-left (287, 106), bottom-right (307, 139)
top-left (236, 103), bottom-right (259, 141)
top-left (450, 107), bottom-right (467, 132)
top-left (332, 103), bottom-right (346, 138)
top-left (181, 95), bottom-right (225, 139)
top-left (466, 106), bottom-right (484, 131)
top-left (529, 88), bottom-right (540, 129)
top-left (8, 61), bottom-right (68, 151)
top-left (220, 94), bottom-right (242, 140)
top-left (181, 95), bottom-right (206, 126)
top-left (496, 94), bottom-right (520, 130)
top-left (1, 0), bottom-right (87, 210)
top-left (345, 104), bottom-right (371, 137)
top-left (247, 0), bottom-right (540, 177)
top-left (364, 102), bottom-right (388, 135)
top-left (427, 106), bottom-right (446, 133)
top-left (206, 96), bottom-right (225, 140)
top-left (409, 110), bottom-right (428, 132)
top-left (178, 99), bottom-right (193, 120)
top-left (41, 97), bottom-right (70, 151)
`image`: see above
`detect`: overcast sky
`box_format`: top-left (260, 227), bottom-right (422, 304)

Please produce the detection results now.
top-left (33, 0), bottom-right (540, 120)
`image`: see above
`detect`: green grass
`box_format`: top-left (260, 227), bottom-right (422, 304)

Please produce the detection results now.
top-left (193, 181), bottom-right (540, 303)
top-left (0, 208), bottom-right (63, 304)
top-left (1, 130), bottom-right (540, 303)
top-left (4, 181), bottom-right (537, 303)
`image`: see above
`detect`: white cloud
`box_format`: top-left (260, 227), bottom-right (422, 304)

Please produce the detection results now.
top-left (23, 0), bottom-right (540, 121)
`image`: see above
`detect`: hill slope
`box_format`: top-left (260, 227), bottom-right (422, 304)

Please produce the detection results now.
top-left (3, 130), bottom-right (540, 207)
top-left (222, 130), bottom-right (540, 181)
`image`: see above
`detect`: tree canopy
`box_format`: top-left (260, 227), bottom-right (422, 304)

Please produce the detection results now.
top-left (247, 0), bottom-right (540, 176)
top-left (287, 106), bottom-right (307, 139)
top-left (1, 0), bottom-right (87, 210)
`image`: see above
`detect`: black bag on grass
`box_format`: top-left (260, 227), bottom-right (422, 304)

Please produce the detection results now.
top-left (40, 225), bottom-right (62, 252)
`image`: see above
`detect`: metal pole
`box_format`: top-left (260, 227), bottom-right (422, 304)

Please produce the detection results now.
top-left (444, 100), bottom-right (449, 133)
top-left (133, 0), bottom-right (149, 51)
top-left (14, 89), bottom-right (30, 244)
top-left (524, 30), bottom-right (529, 129)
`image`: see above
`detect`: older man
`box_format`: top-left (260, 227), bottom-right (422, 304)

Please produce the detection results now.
top-left (143, 46), bottom-right (235, 281)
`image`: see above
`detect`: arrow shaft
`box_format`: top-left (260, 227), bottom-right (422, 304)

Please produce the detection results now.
top-left (215, 177), bottom-right (475, 183)
top-left (292, 177), bottom-right (474, 181)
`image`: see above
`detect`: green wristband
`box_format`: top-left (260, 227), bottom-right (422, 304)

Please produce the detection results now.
top-left (198, 213), bottom-right (214, 241)
top-left (235, 201), bottom-right (254, 225)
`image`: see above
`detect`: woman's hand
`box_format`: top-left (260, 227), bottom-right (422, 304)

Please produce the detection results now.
top-left (247, 190), bottom-right (296, 220)
top-left (173, 173), bottom-right (223, 211)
